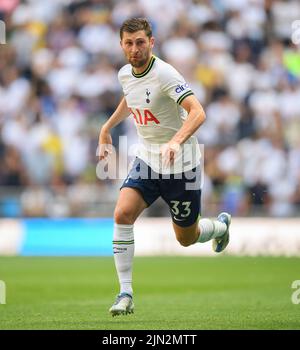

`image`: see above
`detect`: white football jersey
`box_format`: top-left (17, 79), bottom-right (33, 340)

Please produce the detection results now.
top-left (118, 55), bottom-right (201, 174)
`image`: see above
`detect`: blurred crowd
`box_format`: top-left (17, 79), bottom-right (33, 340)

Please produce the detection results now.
top-left (0, 0), bottom-right (300, 218)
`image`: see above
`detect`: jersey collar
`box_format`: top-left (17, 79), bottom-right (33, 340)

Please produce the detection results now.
top-left (132, 55), bottom-right (156, 78)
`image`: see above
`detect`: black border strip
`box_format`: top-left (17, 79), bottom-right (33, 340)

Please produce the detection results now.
top-left (177, 91), bottom-right (194, 105)
top-left (132, 56), bottom-right (156, 78)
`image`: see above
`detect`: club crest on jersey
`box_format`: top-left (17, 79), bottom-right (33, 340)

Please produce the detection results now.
top-left (175, 83), bottom-right (189, 94)
top-left (146, 89), bottom-right (151, 103)
top-left (129, 108), bottom-right (160, 125)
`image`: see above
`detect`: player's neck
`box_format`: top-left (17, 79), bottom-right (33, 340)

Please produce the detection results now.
top-left (132, 54), bottom-right (153, 75)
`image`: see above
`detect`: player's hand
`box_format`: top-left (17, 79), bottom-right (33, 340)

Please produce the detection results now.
top-left (160, 141), bottom-right (180, 168)
top-left (98, 127), bottom-right (113, 161)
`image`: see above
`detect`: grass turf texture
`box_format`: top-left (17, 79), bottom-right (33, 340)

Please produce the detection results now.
top-left (0, 256), bottom-right (299, 330)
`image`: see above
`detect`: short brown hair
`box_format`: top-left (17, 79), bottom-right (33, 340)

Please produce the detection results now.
top-left (120, 18), bottom-right (152, 40)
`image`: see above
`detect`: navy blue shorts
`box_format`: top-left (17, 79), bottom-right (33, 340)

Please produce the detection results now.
top-left (120, 158), bottom-right (201, 227)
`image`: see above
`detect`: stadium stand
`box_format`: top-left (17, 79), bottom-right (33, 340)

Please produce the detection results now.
top-left (0, 0), bottom-right (300, 218)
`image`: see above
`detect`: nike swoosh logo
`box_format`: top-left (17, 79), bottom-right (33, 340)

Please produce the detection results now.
top-left (173, 217), bottom-right (185, 221)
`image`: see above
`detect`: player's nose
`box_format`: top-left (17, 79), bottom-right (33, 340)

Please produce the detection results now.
top-left (131, 44), bottom-right (139, 53)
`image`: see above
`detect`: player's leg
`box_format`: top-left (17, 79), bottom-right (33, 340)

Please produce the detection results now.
top-left (110, 187), bottom-right (146, 316)
top-left (172, 212), bottom-right (231, 252)
top-left (114, 187), bottom-right (147, 225)
top-left (110, 158), bottom-right (160, 316)
top-left (166, 191), bottom-right (230, 252)
top-left (113, 187), bottom-right (147, 296)
top-left (162, 167), bottom-right (231, 252)
top-left (110, 187), bottom-right (147, 316)
top-left (171, 220), bottom-right (199, 247)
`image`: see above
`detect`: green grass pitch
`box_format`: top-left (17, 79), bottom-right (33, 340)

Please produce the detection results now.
top-left (0, 256), bottom-right (299, 330)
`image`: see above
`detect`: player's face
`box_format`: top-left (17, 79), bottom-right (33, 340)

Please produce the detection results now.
top-left (121, 30), bottom-right (154, 69)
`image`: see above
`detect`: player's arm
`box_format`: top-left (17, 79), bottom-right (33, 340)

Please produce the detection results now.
top-left (171, 95), bottom-right (206, 145)
top-left (98, 97), bottom-right (130, 160)
top-left (161, 95), bottom-right (206, 166)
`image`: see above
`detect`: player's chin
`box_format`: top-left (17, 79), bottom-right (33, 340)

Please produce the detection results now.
top-left (130, 61), bottom-right (140, 68)
top-left (130, 58), bottom-right (146, 68)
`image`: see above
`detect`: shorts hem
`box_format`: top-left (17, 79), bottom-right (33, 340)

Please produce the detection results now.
top-left (171, 214), bottom-right (200, 228)
top-left (120, 183), bottom-right (153, 207)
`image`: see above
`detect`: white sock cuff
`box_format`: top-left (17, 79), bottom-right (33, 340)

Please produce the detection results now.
top-left (198, 218), bottom-right (214, 243)
top-left (113, 223), bottom-right (134, 241)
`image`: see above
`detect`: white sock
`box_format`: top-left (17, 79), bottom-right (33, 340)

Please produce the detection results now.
top-left (113, 223), bottom-right (134, 296)
top-left (197, 218), bottom-right (227, 243)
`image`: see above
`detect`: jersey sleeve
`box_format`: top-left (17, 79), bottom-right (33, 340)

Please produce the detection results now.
top-left (117, 64), bottom-right (131, 94)
top-left (117, 68), bottom-right (125, 90)
top-left (158, 63), bottom-right (194, 105)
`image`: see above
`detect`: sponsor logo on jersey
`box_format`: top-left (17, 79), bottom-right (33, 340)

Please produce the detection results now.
top-left (175, 83), bottom-right (189, 94)
top-left (129, 108), bottom-right (160, 125)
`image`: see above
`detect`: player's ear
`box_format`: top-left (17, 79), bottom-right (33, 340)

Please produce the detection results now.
top-left (150, 36), bottom-right (155, 48)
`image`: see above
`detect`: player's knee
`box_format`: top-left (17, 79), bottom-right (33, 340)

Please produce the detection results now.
top-left (114, 206), bottom-right (135, 225)
top-left (176, 236), bottom-right (193, 247)
top-left (174, 225), bottom-right (198, 247)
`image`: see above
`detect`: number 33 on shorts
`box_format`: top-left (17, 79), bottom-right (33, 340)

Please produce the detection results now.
top-left (170, 200), bottom-right (191, 221)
